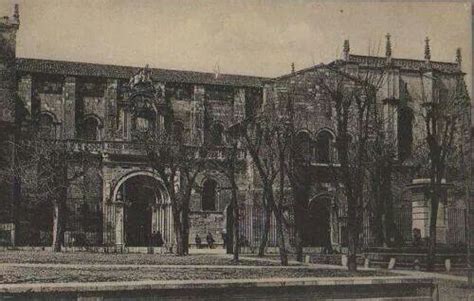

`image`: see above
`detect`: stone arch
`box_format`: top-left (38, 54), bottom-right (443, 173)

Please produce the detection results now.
top-left (80, 114), bottom-right (103, 140)
top-left (109, 170), bottom-right (172, 247)
top-left (202, 178), bottom-right (218, 211)
top-left (210, 121), bottom-right (225, 146)
top-left (173, 120), bottom-right (185, 143)
top-left (112, 170), bottom-right (170, 205)
top-left (295, 129), bottom-right (314, 161)
top-left (314, 128), bottom-right (336, 163)
top-left (37, 111), bottom-right (58, 139)
top-left (303, 192), bottom-right (338, 249)
top-left (38, 110), bottom-right (59, 123)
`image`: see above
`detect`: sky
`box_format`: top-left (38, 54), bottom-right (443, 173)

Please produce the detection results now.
top-left (0, 0), bottom-right (471, 87)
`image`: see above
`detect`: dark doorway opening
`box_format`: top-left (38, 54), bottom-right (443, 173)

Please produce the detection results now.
top-left (303, 198), bottom-right (331, 248)
top-left (122, 176), bottom-right (156, 247)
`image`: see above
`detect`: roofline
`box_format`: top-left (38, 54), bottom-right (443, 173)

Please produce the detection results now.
top-left (15, 57), bottom-right (270, 88)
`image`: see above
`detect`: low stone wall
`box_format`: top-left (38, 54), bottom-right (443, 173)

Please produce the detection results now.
top-left (0, 276), bottom-right (436, 300)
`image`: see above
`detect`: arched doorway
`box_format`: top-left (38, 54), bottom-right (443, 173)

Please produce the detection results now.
top-left (303, 196), bottom-right (331, 248)
top-left (202, 179), bottom-right (218, 211)
top-left (114, 173), bottom-right (171, 247)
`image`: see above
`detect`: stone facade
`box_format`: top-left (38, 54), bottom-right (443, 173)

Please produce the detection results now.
top-left (0, 5), bottom-right (471, 251)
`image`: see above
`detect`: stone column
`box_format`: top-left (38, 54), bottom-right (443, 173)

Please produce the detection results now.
top-left (18, 74), bottom-right (32, 116)
top-left (115, 202), bottom-right (125, 247)
top-left (191, 85), bottom-right (205, 144)
top-left (104, 79), bottom-right (118, 140)
top-left (63, 76), bottom-right (76, 139)
top-left (233, 88), bottom-right (245, 123)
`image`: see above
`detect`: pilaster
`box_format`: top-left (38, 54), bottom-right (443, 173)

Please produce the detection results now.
top-left (63, 76), bottom-right (76, 139)
top-left (104, 79), bottom-right (118, 140)
top-left (18, 74), bottom-right (32, 117)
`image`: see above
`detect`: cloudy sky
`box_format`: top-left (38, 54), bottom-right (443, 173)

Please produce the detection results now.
top-left (0, 0), bottom-right (471, 85)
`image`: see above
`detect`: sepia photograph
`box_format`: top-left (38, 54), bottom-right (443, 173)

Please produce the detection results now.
top-left (0, 0), bottom-right (472, 300)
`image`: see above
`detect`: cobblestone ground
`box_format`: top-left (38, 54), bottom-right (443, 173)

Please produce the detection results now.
top-left (0, 251), bottom-right (295, 266)
top-left (0, 265), bottom-right (389, 284)
top-left (438, 280), bottom-right (474, 301)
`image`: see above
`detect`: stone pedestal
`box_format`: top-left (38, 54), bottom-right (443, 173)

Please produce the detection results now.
top-left (408, 179), bottom-right (448, 243)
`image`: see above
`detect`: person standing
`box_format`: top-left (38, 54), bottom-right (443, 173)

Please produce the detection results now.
top-left (221, 230), bottom-right (227, 249)
top-left (206, 232), bottom-right (215, 249)
top-left (195, 234), bottom-right (202, 249)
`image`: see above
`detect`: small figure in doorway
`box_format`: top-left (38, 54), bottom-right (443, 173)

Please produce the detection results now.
top-left (206, 232), bottom-right (215, 249)
top-left (221, 230), bottom-right (227, 249)
top-left (195, 234), bottom-right (202, 249)
top-left (155, 230), bottom-right (164, 247)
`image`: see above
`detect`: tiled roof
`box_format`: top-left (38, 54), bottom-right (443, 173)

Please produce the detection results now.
top-left (348, 54), bottom-right (460, 73)
top-left (273, 54), bottom-right (461, 81)
top-left (15, 58), bottom-right (267, 88)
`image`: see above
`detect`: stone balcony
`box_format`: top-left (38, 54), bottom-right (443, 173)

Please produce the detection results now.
top-left (63, 139), bottom-right (246, 160)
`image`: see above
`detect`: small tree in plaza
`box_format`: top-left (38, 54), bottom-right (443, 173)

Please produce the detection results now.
top-left (130, 68), bottom-right (208, 256)
top-left (1, 121), bottom-right (96, 251)
top-left (240, 94), bottom-right (290, 265)
top-left (414, 53), bottom-right (470, 270)
top-left (309, 60), bottom-right (386, 271)
top-left (208, 126), bottom-right (241, 261)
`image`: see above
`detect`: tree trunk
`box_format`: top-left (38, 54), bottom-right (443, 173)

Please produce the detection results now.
top-left (231, 180), bottom-right (239, 262)
top-left (347, 201), bottom-right (358, 271)
top-left (427, 185), bottom-right (439, 271)
top-left (52, 201), bottom-right (63, 252)
top-left (381, 161), bottom-right (394, 246)
top-left (182, 209), bottom-right (190, 255)
top-left (173, 210), bottom-right (185, 256)
top-left (293, 183), bottom-right (308, 262)
top-left (258, 201), bottom-right (271, 257)
top-left (274, 206), bottom-right (288, 266)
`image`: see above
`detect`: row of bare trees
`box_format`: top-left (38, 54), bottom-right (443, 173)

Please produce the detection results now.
top-left (1, 62), bottom-right (468, 271)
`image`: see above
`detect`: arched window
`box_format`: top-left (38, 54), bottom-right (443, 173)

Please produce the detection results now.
top-left (80, 117), bottom-right (100, 140)
top-left (315, 130), bottom-right (334, 163)
top-left (398, 105), bottom-right (413, 161)
top-left (131, 95), bottom-right (156, 138)
top-left (38, 113), bottom-right (55, 139)
top-left (202, 179), bottom-right (217, 211)
top-left (295, 131), bottom-right (313, 162)
top-left (210, 123), bottom-right (224, 146)
top-left (173, 121), bottom-right (185, 144)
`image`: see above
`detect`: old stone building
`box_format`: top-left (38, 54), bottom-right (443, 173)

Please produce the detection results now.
top-left (0, 6), bottom-right (471, 251)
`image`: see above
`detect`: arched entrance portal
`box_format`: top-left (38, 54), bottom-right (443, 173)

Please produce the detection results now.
top-left (114, 172), bottom-right (172, 247)
top-left (303, 197), bottom-right (331, 248)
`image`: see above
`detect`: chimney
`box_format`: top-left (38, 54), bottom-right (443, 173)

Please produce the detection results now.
top-left (291, 62), bottom-right (295, 74)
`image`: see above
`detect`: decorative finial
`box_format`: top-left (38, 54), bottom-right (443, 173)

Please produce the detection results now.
top-left (13, 4), bottom-right (19, 23)
top-left (424, 37), bottom-right (431, 61)
top-left (343, 40), bottom-right (350, 61)
top-left (385, 33), bottom-right (392, 58)
top-left (291, 62), bottom-right (295, 74)
top-left (455, 48), bottom-right (462, 67)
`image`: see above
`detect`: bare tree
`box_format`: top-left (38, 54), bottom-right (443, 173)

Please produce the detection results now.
top-left (1, 124), bottom-right (95, 251)
top-left (415, 68), bottom-right (469, 270)
top-left (311, 63), bottom-right (384, 271)
top-left (240, 96), bottom-right (289, 265)
top-left (209, 126), bottom-right (241, 261)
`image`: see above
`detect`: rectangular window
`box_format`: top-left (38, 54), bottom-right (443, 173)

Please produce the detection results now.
top-left (36, 75), bottom-right (64, 94)
top-left (166, 83), bottom-right (194, 100)
top-left (205, 85), bottom-right (234, 102)
top-left (79, 79), bottom-right (106, 97)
